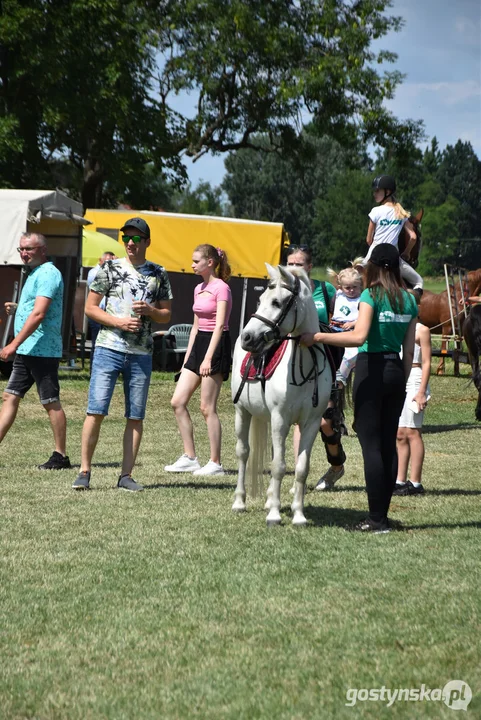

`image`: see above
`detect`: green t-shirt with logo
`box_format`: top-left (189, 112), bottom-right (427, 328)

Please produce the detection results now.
top-left (358, 288), bottom-right (418, 354)
top-left (312, 280), bottom-right (336, 326)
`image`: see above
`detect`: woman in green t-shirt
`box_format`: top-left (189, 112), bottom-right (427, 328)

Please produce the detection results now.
top-left (284, 245), bottom-right (346, 492)
top-left (301, 244), bottom-right (418, 533)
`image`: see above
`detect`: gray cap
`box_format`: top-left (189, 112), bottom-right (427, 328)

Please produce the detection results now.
top-left (120, 217), bottom-right (150, 237)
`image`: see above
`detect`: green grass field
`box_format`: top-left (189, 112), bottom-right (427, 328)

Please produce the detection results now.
top-left (0, 366), bottom-right (480, 719)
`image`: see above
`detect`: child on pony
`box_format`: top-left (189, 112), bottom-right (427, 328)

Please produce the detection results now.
top-left (363, 175), bottom-right (423, 300)
top-left (327, 265), bottom-right (363, 388)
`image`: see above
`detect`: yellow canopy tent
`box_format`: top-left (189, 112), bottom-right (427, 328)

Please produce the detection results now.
top-left (82, 228), bottom-right (126, 267)
top-left (84, 210), bottom-right (288, 278)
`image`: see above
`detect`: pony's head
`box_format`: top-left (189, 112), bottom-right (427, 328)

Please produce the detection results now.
top-left (241, 264), bottom-right (315, 353)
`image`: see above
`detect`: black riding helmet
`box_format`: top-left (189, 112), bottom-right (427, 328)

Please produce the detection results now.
top-left (372, 175), bottom-right (396, 203)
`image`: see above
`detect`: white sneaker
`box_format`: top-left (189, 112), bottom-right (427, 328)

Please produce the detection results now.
top-left (164, 454), bottom-right (201, 473)
top-left (193, 460), bottom-right (224, 476)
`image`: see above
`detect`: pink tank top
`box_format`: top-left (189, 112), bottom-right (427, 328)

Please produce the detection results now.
top-left (193, 278), bottom-right (232, 331)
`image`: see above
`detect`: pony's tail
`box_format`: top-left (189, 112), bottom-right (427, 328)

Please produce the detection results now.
top-left (246, 416), bottom-right (270, 498)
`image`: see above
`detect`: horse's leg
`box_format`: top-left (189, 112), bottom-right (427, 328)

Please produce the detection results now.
top-left (436, 347), bottom-right (446, 375)
top-left (266, 413), bottom-right (288, 526)
top-left (264, 477), bottom-right (275, 511)
top-left (232, 405), bottom-right (251, 512)
top-left (291, 420), bottom-right (319, 527)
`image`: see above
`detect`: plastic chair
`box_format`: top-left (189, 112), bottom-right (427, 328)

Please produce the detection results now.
top-left (156, 324), bottom-right (193, 370)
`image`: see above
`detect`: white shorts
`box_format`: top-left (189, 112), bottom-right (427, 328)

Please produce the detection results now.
top-left (399, 367), bottom-right (430, 429)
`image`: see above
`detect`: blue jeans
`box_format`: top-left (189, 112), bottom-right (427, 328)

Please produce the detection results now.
top-left (88, 347), bottom-right (152, 420)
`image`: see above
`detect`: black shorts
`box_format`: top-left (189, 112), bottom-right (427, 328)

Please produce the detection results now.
top-left (5, 355), bottom-right (60, 404)
top-left (184, 330), bottom-right (232, 381)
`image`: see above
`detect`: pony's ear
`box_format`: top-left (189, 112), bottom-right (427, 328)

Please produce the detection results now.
top-left (297, 269), bottom-right (311, 289)
top-left (413, 208), bottom-right (424, 223)
top-left (265, 263), bottom-right (279, 281)
top-left (278, 264), bottom-right (294, 284)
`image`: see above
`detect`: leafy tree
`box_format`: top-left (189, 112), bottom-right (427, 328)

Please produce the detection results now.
top-left (0, 0), bottom-right (185, 208)
top-left (312, 169), bottom-right (373, 267)
top-left (436, 141), bottom-right (481, 240)
top-left (223, 131), bottom-right (370, 247)
top-left (417, 196), bottom-right (461, 275)
top-left (170, 181), bottom-right (226, 216)
top-left (0, 0), bottom-right (424, 208)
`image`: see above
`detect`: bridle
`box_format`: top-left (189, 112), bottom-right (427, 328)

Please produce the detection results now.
top-left (251, 274), bottom-right (301, 344)
top-left (234, 273), bottom-right (328, 407)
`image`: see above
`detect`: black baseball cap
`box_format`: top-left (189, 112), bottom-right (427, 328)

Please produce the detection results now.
top-left (120, 217), bottom-right (150, 238)
top-left (369, 244), bottom-right (400, 270)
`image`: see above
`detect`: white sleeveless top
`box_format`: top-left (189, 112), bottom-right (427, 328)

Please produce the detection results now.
top-left (413, 323), bottom-right (423, 364)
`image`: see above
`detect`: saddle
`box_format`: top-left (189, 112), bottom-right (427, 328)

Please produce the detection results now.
top-left (240, 339), bottom-right (288, 381)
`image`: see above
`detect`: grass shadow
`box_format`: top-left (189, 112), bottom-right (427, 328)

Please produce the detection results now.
top-left (423, 422), bottom-right (480, 433)
top-left (145, 480), bottom-right (236, 491)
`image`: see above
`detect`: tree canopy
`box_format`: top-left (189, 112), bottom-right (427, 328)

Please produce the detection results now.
top-left (0, 0), bottom-right (423, 208)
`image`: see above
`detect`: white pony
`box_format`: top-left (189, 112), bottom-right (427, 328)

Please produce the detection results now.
top-left (231, 264), bottom-right (332, 526)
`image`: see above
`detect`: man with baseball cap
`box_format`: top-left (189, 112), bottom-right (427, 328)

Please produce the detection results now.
top-left (73, 216), bottom-right (172, 492)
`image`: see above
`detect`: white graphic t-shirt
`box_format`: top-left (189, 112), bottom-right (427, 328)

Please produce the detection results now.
top-left (366, 204), bottom-right (407, 260)
top-left (331, 290), bottom-right (360, 324)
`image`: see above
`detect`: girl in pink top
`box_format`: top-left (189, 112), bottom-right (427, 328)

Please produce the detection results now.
top-left (165, 244), bottom-right (232, 476)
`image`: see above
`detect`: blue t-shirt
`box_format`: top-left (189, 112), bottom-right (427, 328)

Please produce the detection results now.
top-left (15, 262), bottom-right (64, 357)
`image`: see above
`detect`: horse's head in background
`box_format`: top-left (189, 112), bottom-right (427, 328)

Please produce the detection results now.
top-left (241, 264), bottom-right (316, 354)
top-left (398, 208), bottom-right (424, 269)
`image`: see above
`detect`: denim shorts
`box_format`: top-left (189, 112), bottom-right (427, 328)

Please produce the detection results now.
top-left (5, 354), bottom-right (60, 404)
top-left (88, 347), bottom-right (152, 420)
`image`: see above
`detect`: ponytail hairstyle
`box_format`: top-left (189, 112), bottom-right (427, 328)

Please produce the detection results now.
top-left (327, 266), bottom-right (362, 290)
top-left (389, 196), bottom-right (410, 220)
top-left (195, 244), bottom-right (231, 283)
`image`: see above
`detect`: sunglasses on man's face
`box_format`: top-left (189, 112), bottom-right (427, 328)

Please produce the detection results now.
top-left (121, 235), bottom-right (144, 244)
top-left (17, 245), bottom-right (41, 253)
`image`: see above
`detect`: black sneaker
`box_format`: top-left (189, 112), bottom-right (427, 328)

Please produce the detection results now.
top-left (38, 452), bottom-right (72, 470)
top-left (349, 518), bottom-right (390, 534)
top-left (72, 471), bottom-right (91, 490)
top-left (393, 481), bottom-right (425, 496)
top-left (117, 474), bottom-right (143, 492)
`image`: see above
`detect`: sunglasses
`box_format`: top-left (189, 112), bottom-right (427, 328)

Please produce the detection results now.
top-left (286, 244), bottom-right (310, 254)
top-left (121, 235), bottom-right (144, 244)
top-left (17, 246), bottom-right (41, 253)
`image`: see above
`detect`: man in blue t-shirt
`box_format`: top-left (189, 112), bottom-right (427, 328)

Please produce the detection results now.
top-left (0, 232), bottom-right (71, 470)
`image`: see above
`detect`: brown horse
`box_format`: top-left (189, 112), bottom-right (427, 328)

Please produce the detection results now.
top-left (463, 304), bottom-right (481, 420)
top-left (398, 209), bottom-right (424, 268)
top-left (418, 268), bottom-right (481, 374)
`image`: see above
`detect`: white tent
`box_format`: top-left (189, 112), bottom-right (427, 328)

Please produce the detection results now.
top-left (0, 189), bottom-right (88, 265)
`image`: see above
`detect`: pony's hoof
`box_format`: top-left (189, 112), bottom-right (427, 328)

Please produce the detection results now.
top-left (232, 496), bottom-right (246, 512)
top-left (266, 510), bottom-right (282, 526)
top-left (267, 518), bottom-right (282, 527)
top-left (292, 514), bottom-right (308, 527)
top-left (232, 503), bottom-right (246, 513)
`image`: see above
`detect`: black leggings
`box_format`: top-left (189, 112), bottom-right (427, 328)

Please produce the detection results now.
top-left (353, 353), bottom-right (406, 523)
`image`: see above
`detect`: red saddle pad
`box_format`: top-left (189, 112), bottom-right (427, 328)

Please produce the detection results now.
top-left (240, 339), bottom-right (289, 380)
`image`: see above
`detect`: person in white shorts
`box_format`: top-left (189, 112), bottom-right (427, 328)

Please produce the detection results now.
top-left (394, 322), bottom-right (431, 496)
